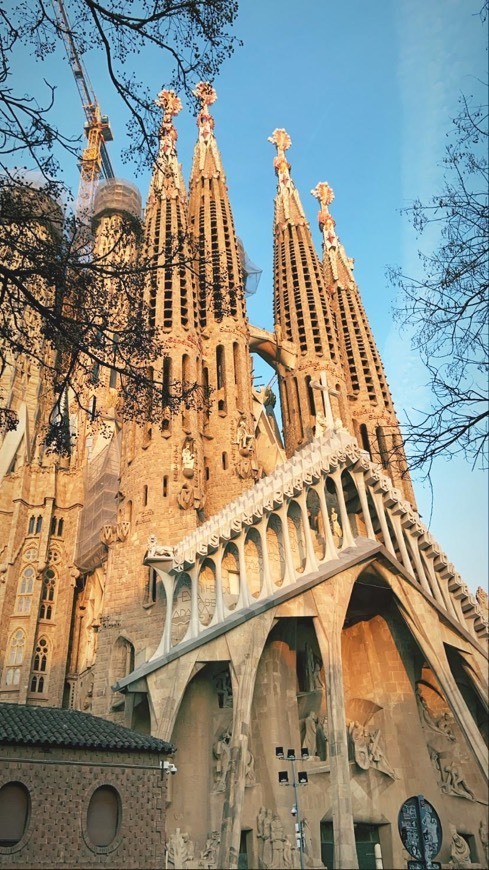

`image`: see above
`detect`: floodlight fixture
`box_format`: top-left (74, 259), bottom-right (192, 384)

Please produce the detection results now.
top-left (275, 746), bottom-right (284, 759)
top-left (287, 748), bottom-right (295, 760)
top-left (278, 771), bottom-right (289, 785)
top-left (301, 747), bottom-right (309, 760)
top-left (298, 771), bottom-right (308, 785)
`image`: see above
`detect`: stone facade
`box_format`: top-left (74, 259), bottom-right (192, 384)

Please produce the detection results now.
top-left (0, 84), bottom-right (487, 870)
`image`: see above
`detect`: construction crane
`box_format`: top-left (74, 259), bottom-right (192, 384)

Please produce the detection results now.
top-left (51, 0), bottom-right (114, 218)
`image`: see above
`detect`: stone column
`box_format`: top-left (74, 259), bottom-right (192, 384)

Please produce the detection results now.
top-left (312, 573), bottom-right (359, 870)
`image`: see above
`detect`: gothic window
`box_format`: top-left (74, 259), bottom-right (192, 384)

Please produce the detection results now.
top-left (5, 630), bottom-right (25, 686)
top-left (15, 566), bottom-right (35, 615)
top-left (22, 547), bottom-right (37, 562)
top-left (30, 637), bottom-right (49, 693)
top-left (360, 424), bottom-right (371, 457)
top-left (35, 515), bottom-right (42, 534)
top-left (110, 637), bottom-right (135, 687)
top-left (28, 516), bottom-right (35, 534)
top-left (39, 569), bottom-right (56, 621)
top-left (162, 476), bottom-right (169, 498)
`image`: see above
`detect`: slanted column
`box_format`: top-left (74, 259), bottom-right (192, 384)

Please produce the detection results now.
top-left (188, 563), bottom-right (201, 638)
top-left (236, 534), bottom-right (252, 609)
top-left (350, 469), bottom-right (376, 540)
top-left (330, 470), bottom-right (356, 550)
top-left (296, 489), bottom-right (320, 573)
top-left (213, 552), bottom-right (225, 623)
top-left (255, 523), bottom-right (275, 598)
top-left (370, 490), bottom-right (396, 556)
top-left (313, 579), bottom-right (359, 870)
top-left (313, 480), bottom-right (339, 562)
top-left (277, 502), bottom-right (298, 582)
top-left (403, 527), bottom-right (434, 597)
top-left (156, 570), bottom-right (176, 655)
top-left (389, 513), bottom-right (415, 577)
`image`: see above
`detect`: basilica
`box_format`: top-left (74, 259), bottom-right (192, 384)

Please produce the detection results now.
top-left (0, 83), bottom-right (487, 869)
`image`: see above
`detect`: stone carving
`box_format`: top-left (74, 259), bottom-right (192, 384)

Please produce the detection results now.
top-left (257, 808), bottom-right (297, 869)
top-left (440, 761), bottom-right (476, 801)
top-left (348, 720), bottom-right (397, 778)
top-left (213, 670), bottom-right (233, 707)
top-left (304, 711), bottom-right (319, 757)
top-left (166, 828), bottom-right (196, 869)
top-left (147, 534), bottom-right (174, 559)
top-left (416, 687), bottom-right (456, 740)
top-left (479, 820), bottom-right (488, 866)
top-left (212, 726), bottom-right (232, 791)
top-left (177, 482), bottom-right (194, 510)
top-left (235, 417), bottom-right (254, 456)
top-left (305, 643), bottom-right (324, 692)
top-left (475, 586), bottom-right (488, 614)
top-left (448, 825), bottom-right (472, 868)
top-left (329, 508), bottom-right (342, 543)
top-left (245, 748), bottom-right (256, 787)
top-left (199, 831), bottom-right (220, 869)
top-left (182, 439), bottom-right (195, 477)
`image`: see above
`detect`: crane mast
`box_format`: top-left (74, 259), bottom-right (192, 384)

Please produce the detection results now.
top-left (51, 0), bottom-right (114, 218)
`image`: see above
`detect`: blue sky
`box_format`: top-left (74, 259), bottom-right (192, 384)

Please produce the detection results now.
top-left (11, 0), bottom-right (488, 592)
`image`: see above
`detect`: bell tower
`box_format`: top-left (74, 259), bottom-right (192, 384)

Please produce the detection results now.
top-left (269, 130), bottom-right (350, 457)
top-left (187, 83), bottom-right (257, 515)
top-left (313, 182), bottom-right (415, 504)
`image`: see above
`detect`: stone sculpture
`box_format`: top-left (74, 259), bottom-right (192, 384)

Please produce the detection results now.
top-left (257, 808), bottom-right (297, 869)
top-left (448, 824), bottom-right (472, 869)
top-left (166, 828), bottom-right (196, 869)
top-left (199, 831), bottom-right (220, 869)
top-left (212, 726), bottom-right (232, 791)
top-left (348, 720), bottom-right (396, 778)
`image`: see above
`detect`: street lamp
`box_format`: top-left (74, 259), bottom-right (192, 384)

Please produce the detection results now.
top-left (276, 746), bottom-right (309, 870)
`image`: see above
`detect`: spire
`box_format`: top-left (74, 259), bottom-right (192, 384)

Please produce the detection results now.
top-left (145, 89), bottom-right (198, 334)
top-left (268, 128), bottom-right (307, 225)
top-left (269, 131), bottom-right (348, 457)
top-left (187, 83), bottom-right (256, 514)
top-left (313, 182), bottom-right (416, 505)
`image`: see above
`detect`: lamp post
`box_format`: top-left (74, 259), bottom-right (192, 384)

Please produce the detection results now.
top-left (276, 746), bottom-right (309, 870)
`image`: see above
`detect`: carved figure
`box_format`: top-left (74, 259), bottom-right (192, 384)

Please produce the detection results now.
top-left (314, 412), bottom-right (328, 438)
top-left (330, 508), bottom-right (342, 542)
top-left (348, 720), bottom-right (396, 778)
top-left (182, 439), bottom-right (195, 476)
top-left (441, 761), bottom-right (476, 801)
top-left (236, 418), bottom-right (254, 455)
top-left (166, 828), bottom-right (195, 869)
top-left (271, 815), bottom-right (286, 869)
top-left (304, 711), bottom-right (319, 757)
top-left (213, 727), bottom-right (232, 791)
top-left (479, 820), bottom-right (489, 866)
top-left (199, 831), bottom-right (220, 869)
top-left (214, 670), bottom-right (233, 707)
top-left (448, 824), bottom-right (472, 869)
top-left (416, 687), bottom-right (456, 740)
top-left (245, 748), bottom-right (256, 786)
top-left (147, 534), bottom-right (174, 558)
top-left (177, 482), bottom-right (194, 510)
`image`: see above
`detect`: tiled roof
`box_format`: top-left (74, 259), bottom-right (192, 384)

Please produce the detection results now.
top-left (0, 703), bottom-right (175, 754)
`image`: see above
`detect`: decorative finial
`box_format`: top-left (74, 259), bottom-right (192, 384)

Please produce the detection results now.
top-left (311, 182), bottom-right (337, 247)
top-left (194, 82), bottom-right (217, 140)
top-left (155, 89), bottom-right (182, 154)
top-left (268, 128), bottom-right (292, 184)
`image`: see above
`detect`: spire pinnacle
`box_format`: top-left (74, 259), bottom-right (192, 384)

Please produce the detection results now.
top-left (194, 82), bottom-right (217, 141)
top-left (268, 128), bottom-right (292, 186)
top-left (155, 89), bottom-right (182, 156)
top-left (311, 182), bottom-right (338, 249)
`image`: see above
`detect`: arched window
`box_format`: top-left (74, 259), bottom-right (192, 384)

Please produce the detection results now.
top-left (16, 566), bottom-right (35, 615)
top-left (30, 638), bottom-right (49, 693)
top-left (28, 516), bottom-right (35, 534)
top-left (86, 786), bottom-right (120, 847)
top-left (5, 630), bottom-right (25, 686)
top-left (39, 570), bottom-right (56, 621)
top-left (0, 782), bottom-right (30, 846)
top-left (35, 515), bottom-right (42, 534)
top-left (57, 518), bottom-right (64, 536)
